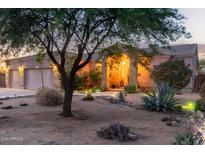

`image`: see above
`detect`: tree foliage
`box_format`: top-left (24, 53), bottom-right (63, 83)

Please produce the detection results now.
top-left (0, 9), bottom-right (190, 116)
top-left (152, 58), bottom-right (192, 90)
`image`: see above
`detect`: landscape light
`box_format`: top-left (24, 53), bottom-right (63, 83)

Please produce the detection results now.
top-left (182, 101), bottom-right (197, 111)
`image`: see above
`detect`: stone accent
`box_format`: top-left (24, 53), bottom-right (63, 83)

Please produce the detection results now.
top-left (5, 67), bottom-right (9, 88)
top-left (18, 66), bottom-right (25, 89)
top-left (128, 56), bottom-right (138, 87)
top-left (101, 55), bottom-right (108, 89)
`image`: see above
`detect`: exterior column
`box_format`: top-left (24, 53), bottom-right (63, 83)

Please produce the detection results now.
top-left (129, 56), bottom-right (138, 88)
top-left (101, 55), bottom-right (108, 90)
top-left (18, 65), bottom-right (25, 89)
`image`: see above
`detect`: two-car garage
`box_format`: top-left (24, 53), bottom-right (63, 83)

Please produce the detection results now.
top-left (9, 68), bottom-right (54, 90)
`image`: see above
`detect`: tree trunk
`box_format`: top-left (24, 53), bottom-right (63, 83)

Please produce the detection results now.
top-left (61, 72), bottom-right (76, 117)
top-left (62, 86), bottom-right (74, 117)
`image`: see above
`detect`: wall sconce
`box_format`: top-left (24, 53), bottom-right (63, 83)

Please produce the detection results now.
top-left (4, 66), bottom-right (9, 72)
top-left (53, 64), bottom-right (58, 71)
top-left (18, 65), bottom-right (24, 73)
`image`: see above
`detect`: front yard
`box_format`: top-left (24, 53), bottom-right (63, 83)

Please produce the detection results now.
top-left (0, 92), bottom-right (199, 145)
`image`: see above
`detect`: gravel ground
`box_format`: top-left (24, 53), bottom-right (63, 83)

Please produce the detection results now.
top-left (0, 92), bottom-right (196, 145)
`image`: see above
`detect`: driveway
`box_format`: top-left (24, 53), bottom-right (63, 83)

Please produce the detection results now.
top-left (0, 88), bottom-right (36, 99)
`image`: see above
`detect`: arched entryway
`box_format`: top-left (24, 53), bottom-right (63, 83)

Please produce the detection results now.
top-left (106, 54), bottom-right (130, 89)
top-left (100, 43), bottom-right (153, 90)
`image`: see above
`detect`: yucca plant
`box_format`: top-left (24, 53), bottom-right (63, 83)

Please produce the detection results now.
top-left (142, 82), bottom-right (179, 112)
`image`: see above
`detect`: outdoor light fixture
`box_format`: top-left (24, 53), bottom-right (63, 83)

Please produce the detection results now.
top-left (4, 66), bottom-right (9, 72)
top-left (96, 63), bottom-right (102, 67)
top-left (53, 64), bottom-right (58, 71)
top-left (18, 65), bottom-right (24, 73)
top-left (182, 101), bottom-right (198, 111)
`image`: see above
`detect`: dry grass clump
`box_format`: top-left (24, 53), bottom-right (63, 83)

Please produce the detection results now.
top-left (36, 88), bottom-right (63, 106)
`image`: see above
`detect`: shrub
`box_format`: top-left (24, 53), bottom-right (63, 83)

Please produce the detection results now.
top-left (96, 122), bottom-right (138, 142)
top-left (100, 86), bottom-right (107, 92)
top-left (89, 70), bottom-right (101, 87)
top-left (152, 58), bottom-right (192, 90)
top-left (82, 93), bottom-right (94, 101)
top-left (74, 74), bottom-right (87, 90)
top-left (36, 88), bottom-right (63, 106)
top-left (90, 87), bottom-right (102, 93)
top-left (196, 99), bottom-right (205, 111)
top-left (199, 83), bottom-right (205, 101)
top-left (124, 85), bottom-right (137, 93)
top-left (142, 82), bottom-right (179, 112)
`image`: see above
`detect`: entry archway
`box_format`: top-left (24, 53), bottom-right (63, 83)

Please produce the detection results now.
top-left (107, 53), bottom-right (130, 89)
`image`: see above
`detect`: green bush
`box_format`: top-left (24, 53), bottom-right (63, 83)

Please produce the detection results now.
top-left (196, 99), bottom-right (205, 111)
top-left (175, 132), bottom-right (203, 145)
top-left (152, 59), bottom-right (192, 90)
top-left (142, 82), bottom-right (179, 112)
top-left (124, 85), bottom-right (137, 93)
top-left (74, 71), bottom-right (101, 91)
top-left (89, 70), bottom-right (101, 87)
top-left (199, 83), bottom-right (205, 101)
top-left (100, 86), bottom-right (107, 92)
top-left (74, 74), bottom-right (87, 90)
top-left (36, 88), bottom-right (63, 106)
top-left (90, 87), bottom-right (102, 93)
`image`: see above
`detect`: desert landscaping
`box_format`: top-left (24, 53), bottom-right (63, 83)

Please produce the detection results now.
top-left (0, 8), bottom-right (205, 146)
top-left (0, 92), bottom-right (200, 145)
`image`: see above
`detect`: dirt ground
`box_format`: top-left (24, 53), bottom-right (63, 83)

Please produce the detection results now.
top-left (0, 92), bottom-right (200, 145)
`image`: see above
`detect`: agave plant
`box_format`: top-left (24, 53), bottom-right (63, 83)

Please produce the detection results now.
top-left (142, 82), bottom-right (179, 112)
top-left (175, 133), bottom-right (196, 145)
top-left (175, 132), bottom-right (203, 145)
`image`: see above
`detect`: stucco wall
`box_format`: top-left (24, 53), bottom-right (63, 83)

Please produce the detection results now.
top-left (6, 54), bottom-right (94, 89)
top-left (8, 56), bottom-right (52, 70)
top-left (6, 50), bottom-right (198, 92)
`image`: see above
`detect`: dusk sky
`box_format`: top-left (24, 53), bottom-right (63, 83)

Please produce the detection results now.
top-left (176, 8), bottom-right (205, 44)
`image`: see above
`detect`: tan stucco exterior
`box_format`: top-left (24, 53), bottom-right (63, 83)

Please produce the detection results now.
top-left (3, 44), bottom-right (199, 92)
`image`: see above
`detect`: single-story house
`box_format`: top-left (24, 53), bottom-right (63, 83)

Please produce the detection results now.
top-left (4, 44), bottom-right (199, 92)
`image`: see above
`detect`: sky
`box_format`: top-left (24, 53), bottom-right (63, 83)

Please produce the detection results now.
top-left (176, 8), bottom-right (205, 44)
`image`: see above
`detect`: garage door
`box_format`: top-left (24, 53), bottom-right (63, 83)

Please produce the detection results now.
top-left (25, 69), bottom-right (54, 90)
top-left (10, 70), bottom-right (20, 88)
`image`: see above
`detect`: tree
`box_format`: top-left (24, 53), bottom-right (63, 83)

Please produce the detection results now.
top-left (0, 9), bottom-right (190, 117)
top-left (152, 58), bottom-right (192, 90)
top-left (35, 52), bottom-right (46, 88)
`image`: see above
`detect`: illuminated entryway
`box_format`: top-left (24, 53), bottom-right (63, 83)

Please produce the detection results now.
top-left (107, 54), bottom-right (130, 89)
